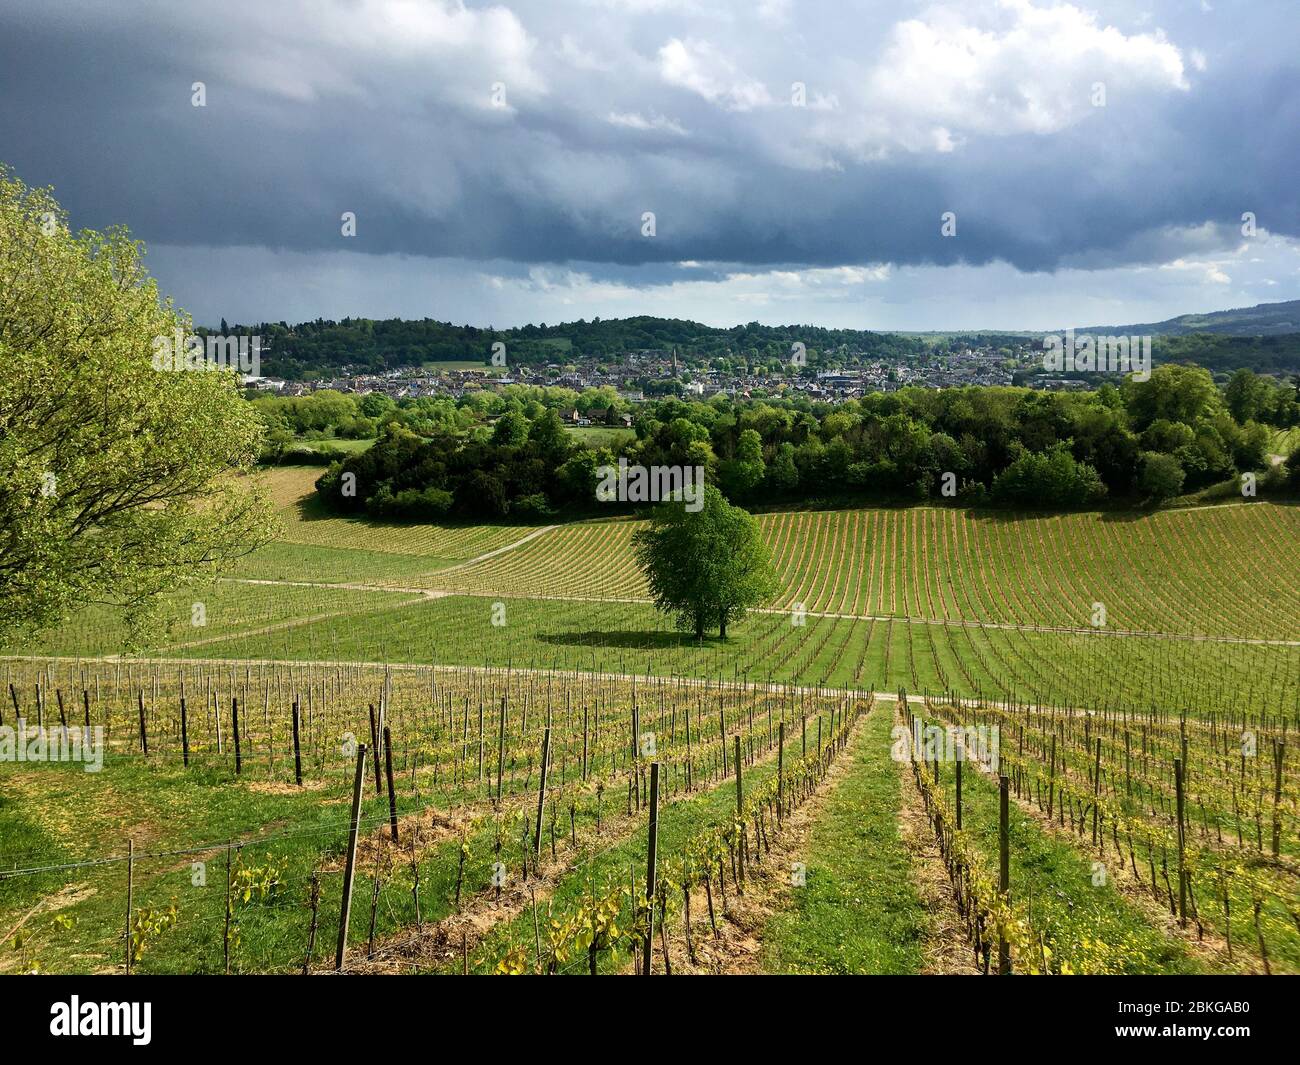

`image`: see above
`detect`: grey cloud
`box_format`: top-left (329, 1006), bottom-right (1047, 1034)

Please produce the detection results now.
top-left (1, 0), bottom-right (1296, 314)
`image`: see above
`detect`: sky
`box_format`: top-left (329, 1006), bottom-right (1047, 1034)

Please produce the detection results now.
top-left (2, 0), bottom-right (1297, 331)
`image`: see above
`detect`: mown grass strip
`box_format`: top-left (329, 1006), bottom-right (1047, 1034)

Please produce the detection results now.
top-left (760, 704), bottom-right (924, 974)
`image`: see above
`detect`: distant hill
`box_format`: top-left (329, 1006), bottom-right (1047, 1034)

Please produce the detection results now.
top-left (206, 315), bottom-right (928, 380)
top-left (1076, 299), bottom-right (1300, 337)
top-left (210, 302), bottom-right (1300, 381)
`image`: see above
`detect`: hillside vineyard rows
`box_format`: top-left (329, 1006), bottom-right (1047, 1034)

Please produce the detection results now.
top-left (1, 466), bottom-right (1297, 976)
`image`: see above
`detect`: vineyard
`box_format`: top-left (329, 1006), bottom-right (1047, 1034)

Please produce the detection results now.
top-left (1, 467), bottom-right (1296, 975)
top-left (418, 499), bottom-right (1300, 641)
top-left (0, 659), bottom-right (866, 974)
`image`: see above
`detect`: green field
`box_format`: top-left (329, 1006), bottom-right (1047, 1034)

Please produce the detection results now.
top-left (563, 425), bottom-right (635, 448)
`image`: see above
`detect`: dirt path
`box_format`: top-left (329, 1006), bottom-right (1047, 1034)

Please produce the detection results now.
top-left (895, 748), bottom-right (983, 974)
top-left (225, 578), bottom-right (450, 599)
top-left (430, 524), bottom-right (559, 573)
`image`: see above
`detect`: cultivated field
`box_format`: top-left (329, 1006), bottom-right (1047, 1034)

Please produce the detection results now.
top-left (2, 466), bottom-right (1296, 975)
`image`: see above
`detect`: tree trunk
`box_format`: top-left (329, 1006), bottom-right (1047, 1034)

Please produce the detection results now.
top-left (719, 610), bottom-right (727, 639)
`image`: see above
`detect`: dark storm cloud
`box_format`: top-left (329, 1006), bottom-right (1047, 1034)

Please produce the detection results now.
top-left (1, 0), bottom-right (1296, 301)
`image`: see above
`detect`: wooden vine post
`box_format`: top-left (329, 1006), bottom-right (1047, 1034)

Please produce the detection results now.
top-left (496, 696), bottom-right (507, 804)
top-left (1091, 737), bottom-right (1101, 847)
top-left (384, 725), bottom-right (399, 843)
top-left (955, 737), bottom-right (963, 831)
top-left (335, 742), bottom-right (368, 971)
top-left (291, 700), bottom-right (303, 786)
top-left (231, 697), bottom-right (242, 776)
top-left (777, 721), bottom-right (785, 825)
top-left (180, 690), bottom-right (189, 768)
top-left (137, 690), bottom-right (148, 755)
top-left (368, 704), bottom-right (382, 797)
top-left (1272, 741), bottom-right (1285, 858)
top-left (1174, 757), bottom-right (1187, 927)
top-left (124, 838), bottom-right (134, 975)
top-left (998, 775), bottom-right (1010, 975)
top-left (533, 726), bottom-right (551, 862)
top-left (1047, 733), bottom-right (1056, 818)
top-left (643, 761), bottom-right (660, 976)
top-left (734, 734), bottom-right (743, 816)
top-left (581, 705), bottom-right (589, 783)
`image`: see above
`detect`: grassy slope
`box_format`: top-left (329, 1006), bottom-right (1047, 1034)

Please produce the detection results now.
top-left (761, 703), bottom-right (924, 974)
top-left (397, 503), bottom-right (1300, 640)
top-left (0, 757), bottom-right (362, 973)
top-left (228, 542), bottom-right (459, 584)
top-left (260, 466), bottom-right (541, 559)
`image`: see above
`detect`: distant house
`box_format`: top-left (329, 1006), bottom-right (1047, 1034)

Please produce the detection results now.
top-left (585, 407), bottom-right (631, 427)
top-left (557, 407), bottom-right (582, 424)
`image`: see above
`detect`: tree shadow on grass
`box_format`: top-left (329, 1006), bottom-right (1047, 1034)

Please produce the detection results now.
top-left (536, 630), bottom-right (724, 651)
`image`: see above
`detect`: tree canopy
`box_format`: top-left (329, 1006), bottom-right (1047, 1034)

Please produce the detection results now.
top-left (0, 168), bottom-right (275, 640)
top-left (631, 486), bottom-right (775, 639)
top-left (316, 363), bottom-right (1296, 523)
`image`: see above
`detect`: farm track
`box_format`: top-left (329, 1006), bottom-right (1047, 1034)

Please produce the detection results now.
top-left (413, 524), bottom-right (559, 576)
top-left (99, 594), bottom-right (430, 655)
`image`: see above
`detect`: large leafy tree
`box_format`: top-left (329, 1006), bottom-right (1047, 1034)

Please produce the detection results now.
top-left (1138, 451), bottom-right (1186, 503)
top-left (718, 427), bottom-right (765, 499)
top-left (991, 444), bottom-right (1107, 507)
top-left (1124, 364), bottom-right (1223, 430)
top-left (0, 168), bottom-right (276, 641)
top-left (632, 485), bottom-right (775, 639)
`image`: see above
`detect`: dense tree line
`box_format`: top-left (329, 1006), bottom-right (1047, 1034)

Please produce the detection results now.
top-left (1156, 334), bottom-right (1300, 375)
top-left (317, 410), bottom-right (581, 520)
top-left (315, 365), bottom-right (1299, 520)
top-left (212, 315), bottom-right (925, 379)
